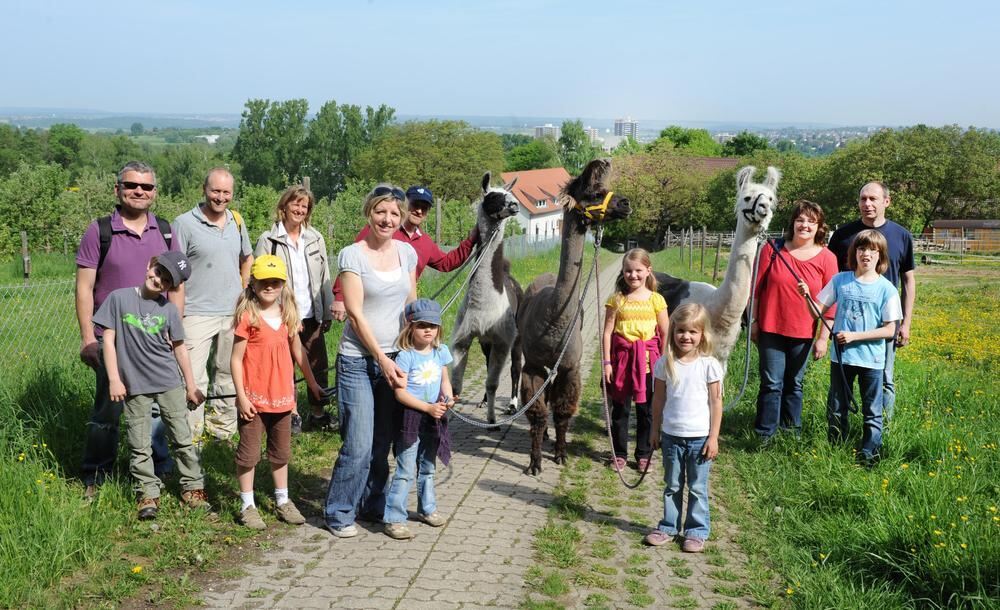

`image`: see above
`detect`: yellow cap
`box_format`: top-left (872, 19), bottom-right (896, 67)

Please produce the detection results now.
top-left (251, 254), bottom-right (288, 281)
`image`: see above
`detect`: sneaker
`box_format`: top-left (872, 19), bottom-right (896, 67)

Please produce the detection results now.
top-left (326, 523), bottom-right (358, 538)
top-left (137, 497), bottom-right (159, 521)
top-left (384, 522), bottom-right (414, 540)
top-left (682, 537), bottom-right (705, 553)
top-left (418, 512), bottom-right (447, 527)
top-left (275, 500), bottom-right (306, 525)
top-left (305, 412), bottom-right (336, 432)
top-left (609, 456), bottom-right (627, 470)
top-left (239, 506), bottom-right (267, 530)
top-left (290, 413), bottom-right (303, 435)
top-left (181, 488), bottom-right (210, 510)
top-left (636, 457), bottom-right (651, 472)
top-left (83, 484), bottom-right (98, 502)
top-left (644, 530), bottom-right (673, 546)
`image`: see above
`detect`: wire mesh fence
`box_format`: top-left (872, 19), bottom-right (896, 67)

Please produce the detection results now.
top-left (0, 278), bottom-right (79, 372)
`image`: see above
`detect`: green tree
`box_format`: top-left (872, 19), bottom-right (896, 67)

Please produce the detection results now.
top-left (231, 98), bottom-right (309, 189)
top-left (650, 126), bottom-right (722, 157)
top-left (130, 122), bottom-right (144, 136)
top-left (46, 123), bottom-right (86, 170)
top-left (558, 120), bottom-right (601, 174)
top-left (0, 163), bottom-right (70, 256)
top-left (501, 133), bottom-right (533, 152)
top-left (611, 136), bottom-right (644, 157)
top-left (505, 137), bottom-right (560, 171)
top-left (303, 101), bottom-right (395, 199)
top-left (722, 131), bottom-right (770, 157)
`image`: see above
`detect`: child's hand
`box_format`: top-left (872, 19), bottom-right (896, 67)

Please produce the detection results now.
top-left (109, 380), bottom-right (127, 403)
top-left (796, 281), bottom-right (811, 297)
top-left (427, 401), bottom-right (448, 419)
top-left (308, 382), bottom-right (323, 402)
top-left (813, 337), bottom-right (829, 360)
top-left (702, 437), bottom-right (719, 460)
top-left (603, 362), bottom-right (613, 384)
top-left (834, 331), bottom-right (855, 345)
top-left (237, 397), bottom-right (257, 421)
top-left (186, 386), bottom-right (205, 407)
top-left (649, 430), bottom-right (660, 451)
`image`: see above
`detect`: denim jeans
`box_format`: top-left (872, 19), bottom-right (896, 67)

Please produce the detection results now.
top-left (827, 362), bottom-right (883, 460)
top-left (754, 332), bottom-right (812, 439)
top-left (655, 433), bottom-right (712, 540)
top-left (324, 353), bottom-right (397, 529)
top-left (883, 339), bottom-right (896, 423)
top-left (81, 337), bottom-right (172, 486)
top-left (124, 387), bottom-right (204, 499)
top-left (384, 433), bottom-right (439, 524)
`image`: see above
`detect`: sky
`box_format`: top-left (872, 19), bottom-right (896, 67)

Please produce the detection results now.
top-left (2, 0), bottom-right (998, 128)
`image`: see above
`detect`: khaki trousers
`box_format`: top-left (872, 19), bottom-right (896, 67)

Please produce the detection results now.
top-left (184, 315), bottom-right (237, 440)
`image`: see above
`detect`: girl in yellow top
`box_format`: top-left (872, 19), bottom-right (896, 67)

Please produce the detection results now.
top-left (602, 248), bottom-right (670, 472)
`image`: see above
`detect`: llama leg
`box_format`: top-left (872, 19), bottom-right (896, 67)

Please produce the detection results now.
top-left (450, 333), bottom-right (474, 401)
top-left (484, 340), bottom-right (509, 425)
top-left (550, 367), bottom-right (581, 466)
top-left (521, 365), bottom-right (547, 476)
top-left (508, 335), bottom-right (522, 414)
top-left (479, 343), bottom-right (492, 409)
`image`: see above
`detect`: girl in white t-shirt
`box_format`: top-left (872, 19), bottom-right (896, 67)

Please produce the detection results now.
top-left (645, 303), bottom-right (723, 553)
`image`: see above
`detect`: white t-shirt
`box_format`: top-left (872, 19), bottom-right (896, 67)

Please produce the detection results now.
top-left (652, 354), bottom-right (723, 437)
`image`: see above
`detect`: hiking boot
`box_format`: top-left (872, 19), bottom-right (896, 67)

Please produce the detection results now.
top-left (275, 500), bottom-right (306, 525)
top-left (181, 488), bottom-right (210, 510)
top-left (384, 523), bottom-right (414, 540)
top-left (644, 530), bottom-right (673, 546)
top-left (137, 497), bottom-right (159, 521)
top-left (239, 506), bottom-right (267, 530)
top-left (305, 412), bottom-right (336, 432)
top-left (682, 537), bottom-right (706, 553)
top-left (418, 512), bottom-right (447, 527)
top-left (290, 413), bottom-right (303, 435)
top-left (326, 523), bottom-right (358, 538)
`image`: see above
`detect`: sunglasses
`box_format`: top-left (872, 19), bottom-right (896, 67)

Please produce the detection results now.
top-left (373, 186), bottom-right (405, 201)
top-left (119, 181), bottom-right (156, 192)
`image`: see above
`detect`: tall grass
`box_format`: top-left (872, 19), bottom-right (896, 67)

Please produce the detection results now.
top-left (650, 247), bottom-right (999, 608)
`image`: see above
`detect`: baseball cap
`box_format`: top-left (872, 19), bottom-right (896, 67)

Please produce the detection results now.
top-left (156, 250), bottom-right (192, 286)
top-left (251, 254), bottom-right (288, 281)
top-left (406, 186), bottom-right (434, 206)
top-left (404, 298), bottom-right (442, 326)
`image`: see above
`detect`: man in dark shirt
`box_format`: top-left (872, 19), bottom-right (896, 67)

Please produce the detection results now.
top-left (828, 181), bottom-right (916, 422)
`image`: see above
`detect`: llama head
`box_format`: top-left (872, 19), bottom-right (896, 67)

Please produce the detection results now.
top-left (734, 165), bottom-right (780, 232)
top-left (563, 158), bottom-right (631, 226)
top-left (478, 171), bottom-right (520, 224)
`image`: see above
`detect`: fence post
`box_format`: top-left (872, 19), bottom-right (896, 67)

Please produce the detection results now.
top-left (666, 225), bottom-right (672, 249)
top-left (679, 229), bottom-right (685, 263)
top-left (688, 227), bottom-right (693, 271)
top-left (21, 231), bottom-right (31, 287)
top-left (713, 233), bottom-right (722, 282)
top-left (700, 226), bottom-right (707, 274)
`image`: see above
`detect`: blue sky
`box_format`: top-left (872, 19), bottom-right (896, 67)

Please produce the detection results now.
top-left (2, 0), bottom-right (997, 127)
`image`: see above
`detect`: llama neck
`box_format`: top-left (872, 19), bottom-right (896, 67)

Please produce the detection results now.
top-left (471, 219), bottom-right (507, 295)
top-left (553, 210), bottom-right (588, 313)
top-left (710, 222), bottom-right (761, 330)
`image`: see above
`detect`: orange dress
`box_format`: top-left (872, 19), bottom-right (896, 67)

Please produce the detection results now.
top-left (234, 312), bottom-right (296, 413)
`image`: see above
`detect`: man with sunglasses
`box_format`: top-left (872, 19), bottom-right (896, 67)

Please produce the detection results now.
top-left (76, 161), bottom-right (178, 498)
top-left (331, 185), bottom-right (478, 320)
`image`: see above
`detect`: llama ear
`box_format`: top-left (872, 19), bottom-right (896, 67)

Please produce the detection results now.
top-left (736, 166), bottom-right (756, 192)
top-left (481, 172), bottom-right (492, 194)
top-left (764, 166), bottom-right (781, 192)
top-left (581, 158), bottom-right (611, 188)
top-left (503, 176), bottom-right (518, 192)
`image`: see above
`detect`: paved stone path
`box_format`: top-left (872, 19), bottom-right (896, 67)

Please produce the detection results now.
top-left (200, 255), bottom-right (757, 608)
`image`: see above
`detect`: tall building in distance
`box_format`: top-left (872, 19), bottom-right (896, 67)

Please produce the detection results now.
top-left (534, 123), bottom-right (561, 139)
top-left (614, 116), bottom-right (639, 139)
top-left (583, 126), bottom-right (599, 143)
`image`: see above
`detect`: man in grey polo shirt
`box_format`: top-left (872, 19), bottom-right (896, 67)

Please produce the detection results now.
top-left (171, 168), bottom-right (253, 441)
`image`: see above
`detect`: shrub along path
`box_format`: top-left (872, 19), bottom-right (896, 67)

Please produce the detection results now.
top-left (200, 257), bottom-right (759, 609)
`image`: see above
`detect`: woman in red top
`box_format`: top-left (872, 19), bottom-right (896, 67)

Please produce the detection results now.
top-left (751, 200), bottom-right (838, 442)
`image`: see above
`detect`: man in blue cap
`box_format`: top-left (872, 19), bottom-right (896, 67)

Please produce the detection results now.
top-left (331, 185), bottom-right (478, 320)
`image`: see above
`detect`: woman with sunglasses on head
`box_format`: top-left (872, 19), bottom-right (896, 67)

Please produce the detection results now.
top-left (750, 200), bottom-right (838, 444)
top-left (323, 184), bottom-right (417, 539)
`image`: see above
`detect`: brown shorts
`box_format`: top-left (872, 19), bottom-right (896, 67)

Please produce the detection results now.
top-left (236, 411), bottom-right (292, 468)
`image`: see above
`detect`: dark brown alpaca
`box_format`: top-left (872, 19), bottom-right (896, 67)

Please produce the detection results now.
top-left (517, 159), bottom-right (631, 475)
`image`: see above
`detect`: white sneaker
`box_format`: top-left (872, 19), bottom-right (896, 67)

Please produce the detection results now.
top-left (327, 523), bottom-right (358, 538)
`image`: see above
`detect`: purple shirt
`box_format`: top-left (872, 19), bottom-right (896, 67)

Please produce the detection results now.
top-left (76, 208), bottom-right (179, 334)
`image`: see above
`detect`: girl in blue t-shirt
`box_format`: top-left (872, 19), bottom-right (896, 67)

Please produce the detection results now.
top-left (383, 298), bottom-right (455, 540)
top-left (798, 229), bottom-right (902, 463)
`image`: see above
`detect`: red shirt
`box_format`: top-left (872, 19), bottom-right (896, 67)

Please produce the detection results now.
top-left (333, 224), bottom-right (476, 302)
top-left (753, 242), bottom-right (838, 339)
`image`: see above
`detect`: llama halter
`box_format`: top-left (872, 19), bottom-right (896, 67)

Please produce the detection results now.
top-left (577, 191), bottom-right (614, 222)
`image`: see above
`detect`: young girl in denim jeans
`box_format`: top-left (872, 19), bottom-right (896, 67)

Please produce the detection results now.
top-left (383, 298), bottom-right (454, 540)
top-left (645, 303), bottom-right (723, 553)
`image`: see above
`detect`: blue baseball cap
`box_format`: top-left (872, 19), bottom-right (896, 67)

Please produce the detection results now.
top-left (406, 186), bottom-right (434, 206)
top-left (405, 298), bottom-right (442, 326)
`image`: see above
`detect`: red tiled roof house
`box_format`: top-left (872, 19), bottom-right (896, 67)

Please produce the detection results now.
top-left (501, 167), bottom-right (571, 242)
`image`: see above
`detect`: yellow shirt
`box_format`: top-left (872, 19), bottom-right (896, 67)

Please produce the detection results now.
top-left (606, 292), bottom-right (667, 342)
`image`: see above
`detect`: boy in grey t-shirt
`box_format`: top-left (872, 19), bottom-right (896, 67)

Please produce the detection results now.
top-left (94, 251), bottom-right (209, 520)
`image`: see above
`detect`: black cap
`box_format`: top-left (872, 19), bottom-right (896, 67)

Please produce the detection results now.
top-left (156, 250), bottom-right (192, 286)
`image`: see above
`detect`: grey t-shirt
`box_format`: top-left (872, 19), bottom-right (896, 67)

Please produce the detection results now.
top-left (172, 205), bottom-right (252, 316)
top-left (338, 241), bottom-right (417, 358)
top-left (94, 287), bottom-right (185, 395)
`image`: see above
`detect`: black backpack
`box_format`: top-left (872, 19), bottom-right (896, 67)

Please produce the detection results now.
top-left (96, 215), bottom-right (173, 270)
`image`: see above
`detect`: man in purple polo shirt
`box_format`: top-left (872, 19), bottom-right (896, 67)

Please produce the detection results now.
top-left (76, 161), bottom-right (178, 498)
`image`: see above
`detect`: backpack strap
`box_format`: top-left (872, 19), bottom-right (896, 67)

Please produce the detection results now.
top-left (155, 216), bottom-right (173, 250)
top-left (271, 239), bottom-right (278, 256)
top-left (230, 209), bottom-right (244, 232)
top-left (97, 214), bottom-right (173, 271)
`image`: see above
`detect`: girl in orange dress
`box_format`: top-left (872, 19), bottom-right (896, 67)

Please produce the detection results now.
top-left (231, 254), bottom-right (322, 529)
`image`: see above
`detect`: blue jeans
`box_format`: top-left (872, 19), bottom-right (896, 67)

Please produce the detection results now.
top-left (324, 353), bottom-right (397, 529)
top-left (384, 433), bottom-right (439, 524)
top-left (754, 332), bottom-right (811, 439)
top-left (655, 433), bottom-right (712, 540)
top-left (81, 337), bottom-right (172, 486)
top-left (827, 362), bottom-right (883, 460)
top-left (883, 339), bottom-right (896, 423)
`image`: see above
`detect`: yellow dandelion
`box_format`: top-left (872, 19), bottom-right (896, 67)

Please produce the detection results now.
top-left (900, 463), bottom-right (909, 469)
top-left (956, 496), bottom-right (968, 503)
top-left (961, 515), bottom-right (969, 522)
top-left (819, 553), bottom-right (827, 560)
top-left (934, 529), bottom-right (943, 536)
top-left (929, 471), bottom-right (937, 477)
top-left (17, 453), bottom-right (25, 462)
top-left (786, 588), bottom-right (794, 595)
top-left (931, 514), bottom-right (937, 520)
top-left (132, 565), bottom-right (143, 574)
top-left (960, 543), bottom-right (968, 549)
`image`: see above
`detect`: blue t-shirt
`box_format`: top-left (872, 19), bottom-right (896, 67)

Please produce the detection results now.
top-left (396, 345), bottom-right (453, 403)
top-left (828, 219), bottom-right (915, 288)
top-left (817, 272), bottom-right (902, 369)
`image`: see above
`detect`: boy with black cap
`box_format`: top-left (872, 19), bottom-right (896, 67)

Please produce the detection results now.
top-left (94, 250), bottom-right (209, 520)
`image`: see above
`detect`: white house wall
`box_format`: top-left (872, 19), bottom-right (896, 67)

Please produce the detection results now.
top-left (515, 208), bottom-right (562, 242)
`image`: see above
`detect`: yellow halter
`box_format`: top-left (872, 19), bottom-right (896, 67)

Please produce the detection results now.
top-left (578, 191), bottom-right (614, 222)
